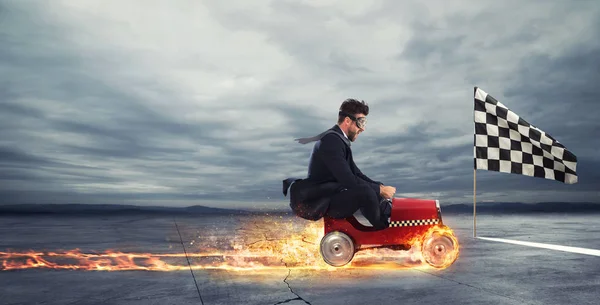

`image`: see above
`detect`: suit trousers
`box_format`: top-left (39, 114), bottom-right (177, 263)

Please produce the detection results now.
top-left (326, 184), bottom-right (389, 230)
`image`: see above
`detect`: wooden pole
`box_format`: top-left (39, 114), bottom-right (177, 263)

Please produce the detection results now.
top-left (473, 169), bottom-right (477, 238)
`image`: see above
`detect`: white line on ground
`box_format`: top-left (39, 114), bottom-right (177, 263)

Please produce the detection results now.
top-left (477, 237), bottom-right (600, 257)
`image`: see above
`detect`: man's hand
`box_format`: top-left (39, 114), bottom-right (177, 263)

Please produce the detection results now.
top-left (379, 185), bottom-right (396, 199)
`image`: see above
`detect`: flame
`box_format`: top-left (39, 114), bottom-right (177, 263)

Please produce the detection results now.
top-left (1, 216), bottom-right (459, 272)
top-left (420, 225), bottom-right (461, 269)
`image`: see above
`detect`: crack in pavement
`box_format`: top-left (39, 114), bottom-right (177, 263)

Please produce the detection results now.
top-left (274, 261), bottom-right (312, 305)
top-left (301, 237), bottom-right (316, 245)
top-left (245, 238), bottom-right (286, 247)
top-left (174, 219), bottom-right (204, 305)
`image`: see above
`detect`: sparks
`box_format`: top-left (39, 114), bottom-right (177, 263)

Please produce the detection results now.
top-left (1, 216), bottom-right (459, 272)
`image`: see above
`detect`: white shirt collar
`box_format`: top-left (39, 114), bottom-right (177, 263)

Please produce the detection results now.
top-left (341, 128), bottom-right (348, 139)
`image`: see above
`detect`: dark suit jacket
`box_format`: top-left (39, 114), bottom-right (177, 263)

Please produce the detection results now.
top-left (307, 124), bottom-right (382, 193)
top-left (283, 125), bottom-right (382, 220)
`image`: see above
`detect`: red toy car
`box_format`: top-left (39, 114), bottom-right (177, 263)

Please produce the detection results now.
top-left (319, 197), bottom-right (459, 268)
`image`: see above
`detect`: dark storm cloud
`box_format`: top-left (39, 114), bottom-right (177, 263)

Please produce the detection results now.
top-left (1, 0), bottom-right (599, 209)
top-left (0, 147), bottom-right (53, 166)
top-left (347, 1), bottom-right (600, 204)
top-left (504, 44), bottom-right (600, 145)
top-left (399, 32), bottom-right (467, 65)
top-left (272, 103), bottom-right (333, 137)
top-left (0, 1), bottom-right (257, 206)
top-left (481, 43), bottom-right (600, 197)
top-left (0, 146), bottom-right (105, 174)
top-left (202, 1), bottom-right (375, 80)
top-left (0, 99), bottom-right (45, 119)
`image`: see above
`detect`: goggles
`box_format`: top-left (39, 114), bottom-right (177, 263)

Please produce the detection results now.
top-left (339, 111), bottom-right (367, 129)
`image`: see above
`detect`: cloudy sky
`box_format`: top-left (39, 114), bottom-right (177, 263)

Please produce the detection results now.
top-left (1, 0), bottom-right (599, 210)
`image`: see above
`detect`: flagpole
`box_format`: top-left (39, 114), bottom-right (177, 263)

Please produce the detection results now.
top-left (473, 168), bottom-right (477, 238)
top-left (473, 86), bottom-right (477, 239)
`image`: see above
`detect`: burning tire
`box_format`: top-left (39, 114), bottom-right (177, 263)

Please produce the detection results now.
top-left (421, 226), bottom-right (459, 269)
top-left (320, 231), bottom-right (355, 267)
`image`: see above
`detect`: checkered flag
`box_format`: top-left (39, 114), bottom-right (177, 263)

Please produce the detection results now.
top-left (473, 87), bottom-right (578, 184)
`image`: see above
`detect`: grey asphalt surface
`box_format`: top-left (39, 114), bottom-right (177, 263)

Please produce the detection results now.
top-left (0, 213), bottom-right (599, 305)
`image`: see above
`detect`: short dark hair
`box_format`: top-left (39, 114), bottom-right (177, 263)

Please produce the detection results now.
top-left (338, 98), bottom-right (369, 123)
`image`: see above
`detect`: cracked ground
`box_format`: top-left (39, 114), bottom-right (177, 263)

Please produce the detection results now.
top-left (2, 213), bottom-right (600, 305)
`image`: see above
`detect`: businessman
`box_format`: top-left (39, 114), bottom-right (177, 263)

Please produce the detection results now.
top-left (283, 98), bottom-right (395, 230)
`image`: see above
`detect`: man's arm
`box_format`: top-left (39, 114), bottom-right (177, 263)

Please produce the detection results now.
top-left (359, 176), bottom-right (384, 198)
top-left (318, 135), bottom-right (371, 190)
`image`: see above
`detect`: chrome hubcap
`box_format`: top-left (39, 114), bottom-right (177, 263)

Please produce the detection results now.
top-left (320, 232), bottom-right (354, 267)
top-left (422, 233), bottom-right (456, 268)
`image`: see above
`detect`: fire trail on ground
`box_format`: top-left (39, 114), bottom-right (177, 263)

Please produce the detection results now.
top-left (1, 217), bottom-right (458, 272)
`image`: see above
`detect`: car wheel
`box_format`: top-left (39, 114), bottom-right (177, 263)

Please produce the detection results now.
top-left (320, 231), bottom-right (355, 267)
top-left (421, 226), bottom-right (459, 268)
